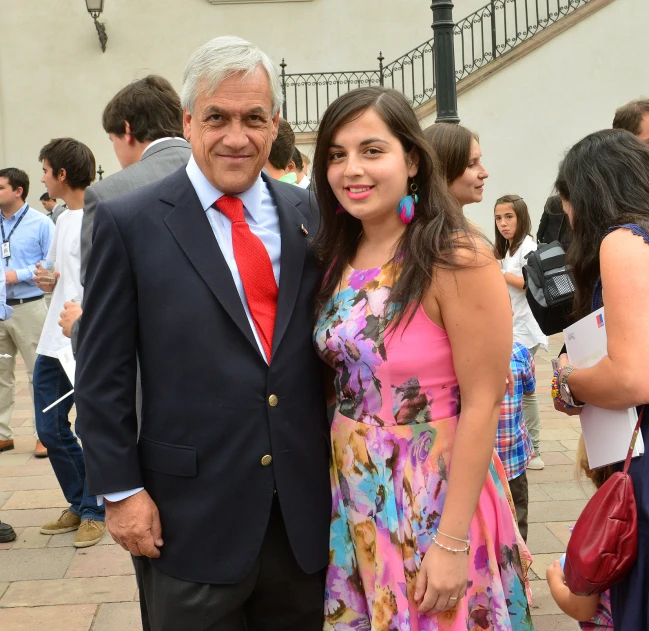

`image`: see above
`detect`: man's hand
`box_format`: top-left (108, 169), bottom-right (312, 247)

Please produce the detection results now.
top-left (5, 270), bottom-right (18, 285)
top-left (105, 490), bottom-right (163, 558)
top-left (33, 264), bottom-right (58, 292)
top-left (59, 302), bottom-right (83, 338)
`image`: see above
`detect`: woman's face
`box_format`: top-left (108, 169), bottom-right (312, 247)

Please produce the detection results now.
top-left (560, 197), bottom-right (574, 228)
top-left (494, 203), bottom-right (517, 242)
top-left (326, 108), bottom-right (418, 225)
top-left (449, 139), bottom-right (488, 206)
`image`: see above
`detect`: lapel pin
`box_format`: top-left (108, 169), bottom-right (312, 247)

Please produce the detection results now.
top-left (300, 224), bottom-right (309, 236)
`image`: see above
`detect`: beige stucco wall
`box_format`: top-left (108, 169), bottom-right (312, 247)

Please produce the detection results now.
top-left (0, 0), bottom-right (442, 205)
top-left (2, 0), bottom-right (645, 236)
top-left (419, 0), bottom-right (649, 237)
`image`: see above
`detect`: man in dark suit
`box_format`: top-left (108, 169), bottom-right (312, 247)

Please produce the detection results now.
top-left (75, 36), bottom-right (330, 631)
top-left (58, 75), bottom-right (190, 348)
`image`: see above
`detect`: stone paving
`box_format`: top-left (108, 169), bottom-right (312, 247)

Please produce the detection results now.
top-left (0, 336), bottom-right (586, 630)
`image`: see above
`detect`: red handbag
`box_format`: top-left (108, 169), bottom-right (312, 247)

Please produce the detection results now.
top-left (564, 407), bottom-right (644, 596)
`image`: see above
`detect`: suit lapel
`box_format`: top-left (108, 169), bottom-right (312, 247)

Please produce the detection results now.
top-left (161, 170), bottom-right (262, 358)
top-left (264, 175), bottom-right (308, 357)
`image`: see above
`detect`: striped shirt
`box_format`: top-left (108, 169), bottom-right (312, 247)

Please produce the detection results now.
top-left (496, 342), bottom-right (535, 480)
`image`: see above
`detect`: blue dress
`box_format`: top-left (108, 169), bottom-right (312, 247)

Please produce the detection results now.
top-left (593, 223), bottom-right (649, 630)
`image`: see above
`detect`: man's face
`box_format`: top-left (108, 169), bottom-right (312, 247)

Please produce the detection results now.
top-left (183, 67), bottom-right (279, 194)
top-left (109, 133), bottom-right (138, 169)
top-left (637, 113), bottom-right (649, 144)
top-left (41, 160), bottom-right (64, 199)
top-left (41, 199), bottom-right (56, 212)
top-left (0, 177), bottom-right (22, 209)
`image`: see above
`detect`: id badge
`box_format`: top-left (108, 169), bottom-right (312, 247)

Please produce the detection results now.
top-left (1, 241), bottom-right (10, 259)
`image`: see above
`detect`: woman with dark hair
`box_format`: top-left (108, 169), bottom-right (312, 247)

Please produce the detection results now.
top-left (313, 87), bottom-right (533, 630)
top-left (552, 129), bottom-right (649, 630)
top-left (423, 122), bottom-right (488, 208)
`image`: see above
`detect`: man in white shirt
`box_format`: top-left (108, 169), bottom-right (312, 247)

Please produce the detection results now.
top-left (33, 138), bottom-right (107, 549)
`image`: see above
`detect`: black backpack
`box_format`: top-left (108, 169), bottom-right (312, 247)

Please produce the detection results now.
top-left (522, 240), bottom-right (575, 335)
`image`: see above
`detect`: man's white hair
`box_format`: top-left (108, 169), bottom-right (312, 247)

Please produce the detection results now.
top-left (181, 36), bottom-right (284, 115)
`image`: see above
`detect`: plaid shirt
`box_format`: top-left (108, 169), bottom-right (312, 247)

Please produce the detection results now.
top-left (580, 589), bottom-right (613, 629)
top-left (497, 343), bottom-right (535, 480)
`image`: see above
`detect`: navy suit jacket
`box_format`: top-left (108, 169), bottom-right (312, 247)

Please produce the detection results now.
top-left (75, 167), bottom-right (331, 584)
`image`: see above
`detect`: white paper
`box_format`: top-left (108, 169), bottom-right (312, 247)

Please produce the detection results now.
top-left (55, 344), bottom-right (76, 387)
top-left (564, 307), bottom-right (644, 468)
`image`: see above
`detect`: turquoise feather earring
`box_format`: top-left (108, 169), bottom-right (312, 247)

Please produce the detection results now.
top-left (398, 180), bottom-right (419, 224)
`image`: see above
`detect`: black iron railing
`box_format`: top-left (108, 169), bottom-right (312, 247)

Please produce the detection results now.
top-left (282, 0), bottom-right (593, 132)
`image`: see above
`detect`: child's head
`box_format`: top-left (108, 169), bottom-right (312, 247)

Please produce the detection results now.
top-left (39, 137), bottom-right (96, 198)
top-left (576, 435), bottom-right (615, 489)
top-left (494, 194), bottom-right (531, 258)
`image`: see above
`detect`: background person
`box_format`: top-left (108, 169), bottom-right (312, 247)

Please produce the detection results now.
top-left (496, 341), bottom-right (535, 541)
top-left (40, 192), bottom-right (65, 223)
top-left (58, 74), bottom-right (189, 350)
top-left (546, 436), bottom-right (614, 630)
top-left (613, 98), bottom-right (649, 143)
top-left (424, 122), bottom-right (488, 209)
top-left (537, 194), bottom-right (572, 250)
top-left (33, 138), bottom-right (106, 548)
top-left (264, 117), bottom-right (297, 183)
top-left (312, 87), bottom-right (533, 629)
top-left (75, 36), bottom-right (330, 631)
top-left (552, 129), bottom-right (649, 630)
top-left (494, 194), bottom-right (548, 470)
top-left (0, 167), bottom-right (54, 457)
top-left (0, 256), bottom-right (15, 545)
top-left (290, 147), bottom-right (310, 189)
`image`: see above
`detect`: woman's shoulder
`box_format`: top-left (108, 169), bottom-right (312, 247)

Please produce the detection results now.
top-left (603, 223), bottom-right (649, 246)
top-left (449, 230), bottom-right (496, 267)
top-left (600, 224), bottom-right (649, 271)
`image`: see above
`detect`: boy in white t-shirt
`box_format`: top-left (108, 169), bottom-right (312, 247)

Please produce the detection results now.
top-left (33, 138), bottom-right (106, 548)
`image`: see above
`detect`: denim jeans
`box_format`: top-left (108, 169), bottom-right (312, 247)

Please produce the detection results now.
top-left (34, 354), bottom-right (104, 522)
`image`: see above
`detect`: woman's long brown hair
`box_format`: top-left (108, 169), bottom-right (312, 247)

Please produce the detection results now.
top-left (311, 87), bottom-right (478, 329)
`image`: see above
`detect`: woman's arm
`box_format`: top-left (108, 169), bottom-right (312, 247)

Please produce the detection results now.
top-left (503, 271), bottom-right (525, 291)
top-left (414, 241), bottom-right (512, 613)
top-left (568, 229), bottom-right (649, 408)
top-left (546, 561), bottom-right (599, 622)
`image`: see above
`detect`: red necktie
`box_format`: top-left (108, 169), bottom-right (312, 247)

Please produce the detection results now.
top-left (215, 195), bottom-right (278, 362)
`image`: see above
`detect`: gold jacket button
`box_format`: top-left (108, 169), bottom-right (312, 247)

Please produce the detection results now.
top-left (268, 394), bottom-right (278, 407)
top-left (261, 455), bottom-right (273, 466)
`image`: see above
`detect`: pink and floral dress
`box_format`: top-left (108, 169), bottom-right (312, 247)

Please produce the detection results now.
top-left (314, 261), bottom-right (534, 631)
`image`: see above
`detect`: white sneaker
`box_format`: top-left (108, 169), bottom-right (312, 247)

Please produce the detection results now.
top-left (527, 456), bottom-right (545, 470)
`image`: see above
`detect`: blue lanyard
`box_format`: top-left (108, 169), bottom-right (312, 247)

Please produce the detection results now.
top-left (1, 205), bottom-right (29, 243)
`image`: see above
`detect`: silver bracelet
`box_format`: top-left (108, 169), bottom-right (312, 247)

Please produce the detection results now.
top-left (432, 535), bottom-right (470, 555)
top-left (437, 529), bottom-right (469, 544)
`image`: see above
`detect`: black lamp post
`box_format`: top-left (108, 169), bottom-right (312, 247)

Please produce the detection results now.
top-left (431, 0), bottom-right (459, 123)
top-left (85, 0), bottom-right (108, 53)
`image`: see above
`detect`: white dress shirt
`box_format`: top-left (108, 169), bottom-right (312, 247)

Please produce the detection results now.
top-left (501, 235), bottom-right (549, 351)
top-left (101, 155), bottom-right (282, 505)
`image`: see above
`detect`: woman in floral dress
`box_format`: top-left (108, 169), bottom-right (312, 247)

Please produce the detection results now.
top-left (311, 87), bottom-right (534, 631)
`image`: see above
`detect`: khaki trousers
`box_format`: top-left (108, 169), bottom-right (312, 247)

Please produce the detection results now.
top-left (0, 298), bottom-right (48, 440)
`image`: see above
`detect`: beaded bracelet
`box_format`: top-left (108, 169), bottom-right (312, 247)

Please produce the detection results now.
top-left (432, 534), bottom-right (470, 555)
top-left (437, 529), bottom-right (469, 544)
top-left (551, 371), bottom-right (577, 410)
